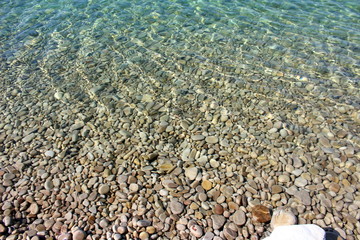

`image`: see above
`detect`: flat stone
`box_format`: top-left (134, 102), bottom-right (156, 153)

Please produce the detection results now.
top-left (278, 175), bottom-right (290, 183)
top-left (205, 136), bottom-right (218, 144)
top-left (232, 209), bottom-right (246, 226)
top-left (98, 184), bottom-right (110, 195)
top-left (22, 133), bottom-right (36, 143)
top-left (191, 135), bottom-right (205, 141)
top-left (190, 224), bottom-right (203, 238)
top-left (45, 150), bottom-right (55, 158)
top-left (328, 182), bottom-right (340, 193)
top-left (185, 167), bottom-right (198, 181)
top-left (170, 199), bottom-right (184, 215)
top-left (202, 180), bottom-right (212, 191)
top-left (224, 227), bottom-right (237, 240)
top-left (251, 205), bottom-right (271, 223)
top-left (211, 215), bottom-right (226, 230)
top-left (294, 190), bottom-right (311, 205)
top-left (129, 183), bottom-right (139, 192)
top-left (203, 232), bottom-right (215, 240)
top-left (294, 177), bottom-right (307, 187)
top-left (29, 203), bottom-right (39, 215)
top-left (271, 185), bottom-right (283, 194)
top-left (137, 220), bottom-right (151, 227)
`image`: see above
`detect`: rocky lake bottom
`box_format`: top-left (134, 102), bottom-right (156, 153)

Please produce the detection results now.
top-left (0, 0), bottom-right (359, 239)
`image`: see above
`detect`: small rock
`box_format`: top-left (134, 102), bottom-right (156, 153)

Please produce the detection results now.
top-left (203, 232), bottom-right (215, 240)
top-left (44, 179), bottom-right (54, 190)
top-left (170, 199), bottom-right (184, 215)
top-left (98, 184), bottom-right (110, 195)
top-left (251, 205), bottom-right (271, 223)
top-left (139, 232), bottom-right (149, 240)
top-left (99, 219), bottom-right (109, 228)
top-left (214, 204), bottom-right (224, 215)
top-left (224, 227), bottom-right (237, 240)
top-left (211, 215), bottom-right (226, 230)
top-left (185, 167), bottom-right (198, 181)
top-left (3, 216), bottom-right (12, 227)
top-left (328, 182), bottom-right (340, 193)
top-left (0, 223), bottom-right (6, 233)
top-left (54, 92), bottom-right (63, 100)
top-left (190, 224), bottom-right (203, 238)
top-left (294, 177), bottom-right (307, 187)
top-left (58, 234), bottom-right (71, 240)
top-left (271, 185), bottom-right (283, 194)
top-left (137, 220), bottom-right (151, 227)
top-left (294, 190), bottom-right (311, 205)
top-left (73, 229), bottom-right (86, 240)
top-left (22, 133), bottom-right (36, 143)
top-left (201, 180), bottom-right (212, 191)
top-left (29, 203), bottom-right (39, 215)
top-left (205, 136), bottom-right (218, 144)
top-left (191, 135), bottom-right (205, 141)
top-left (278, 175), bottom-right (290, 183)
top-left (129, 183), bottom-right (139, 192)
top-left (117, 226), bottom-right (127, 234)
top-left (233, 209), bottom-right (246, 226)
top-left (45, 150), bottom-right (55, 158)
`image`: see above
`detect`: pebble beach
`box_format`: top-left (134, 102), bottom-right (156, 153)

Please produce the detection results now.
top-left (0, 0), bottom-right (359, 240)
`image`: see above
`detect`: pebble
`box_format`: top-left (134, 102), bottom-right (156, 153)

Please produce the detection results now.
top-left (44, 179), bottom-right (54, 190)
top-left (278, 175), bottom-right (290, 183)
top-left (205, 136), bottom-right (218, 144)
top-left (211, 215), bottom-right (226, 230)
top-left (137, 220), bottom-right (151, 227)
top-left (139, 232), bottom-right (149, 240)
top-left (45, 150), bottom-right (55, 158)
top-left (190, 224), bottom-right (203, 238)
top-left (29, 203), bottom-right (39, 215)
top-left (98, 184), bottom-right (110, 195)
top-left (202, 180), bottom-right (212, 190)
top-left (185, 167), bottom-right (198, 181)
top-left (224, 227), bottom-right (237, 240)
top-left (294, 177), bottom-right (307, 187)
top-left (233, 209), bottom-right (246, 226)
top-left (294, 190), bottom-right (311, 205)
top-left (170, 199), bottom-right (184, 215)
top-left (73, 229), bottom-right (86, 240)
top-left (203, 232), bottom-right (215, 240)
top-left (251, 205), bottom-right (271, 223)
top-left (22, 133), bottom-right (36, 143)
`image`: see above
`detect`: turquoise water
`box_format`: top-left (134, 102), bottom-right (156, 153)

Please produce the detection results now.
top-left (0, 0), bottom-right (359, 112)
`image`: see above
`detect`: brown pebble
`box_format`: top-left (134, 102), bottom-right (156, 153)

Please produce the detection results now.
top-left (214, 204), bottom-right (224, 215)
top-left (251, 205), bottom-right (271, 223)
top-left (202, 180), bottom-right (212, 191)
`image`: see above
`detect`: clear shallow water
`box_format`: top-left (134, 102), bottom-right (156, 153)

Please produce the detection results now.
top-left (0, 0), bottom-right (359, 112)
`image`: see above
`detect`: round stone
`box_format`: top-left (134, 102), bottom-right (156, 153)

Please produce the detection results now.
top-left (139, 232), bottom-right (149, 240)
top-left (73, 229), bottom-right (86, 240)
top-left (98, 184), bottom-right (110, 195)
top-left (201, 180), bottom-right (212, 191)
top-left (233, 209), bottom-right (246, 226)
top-left (170, 199), bottom-right (184, 215)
